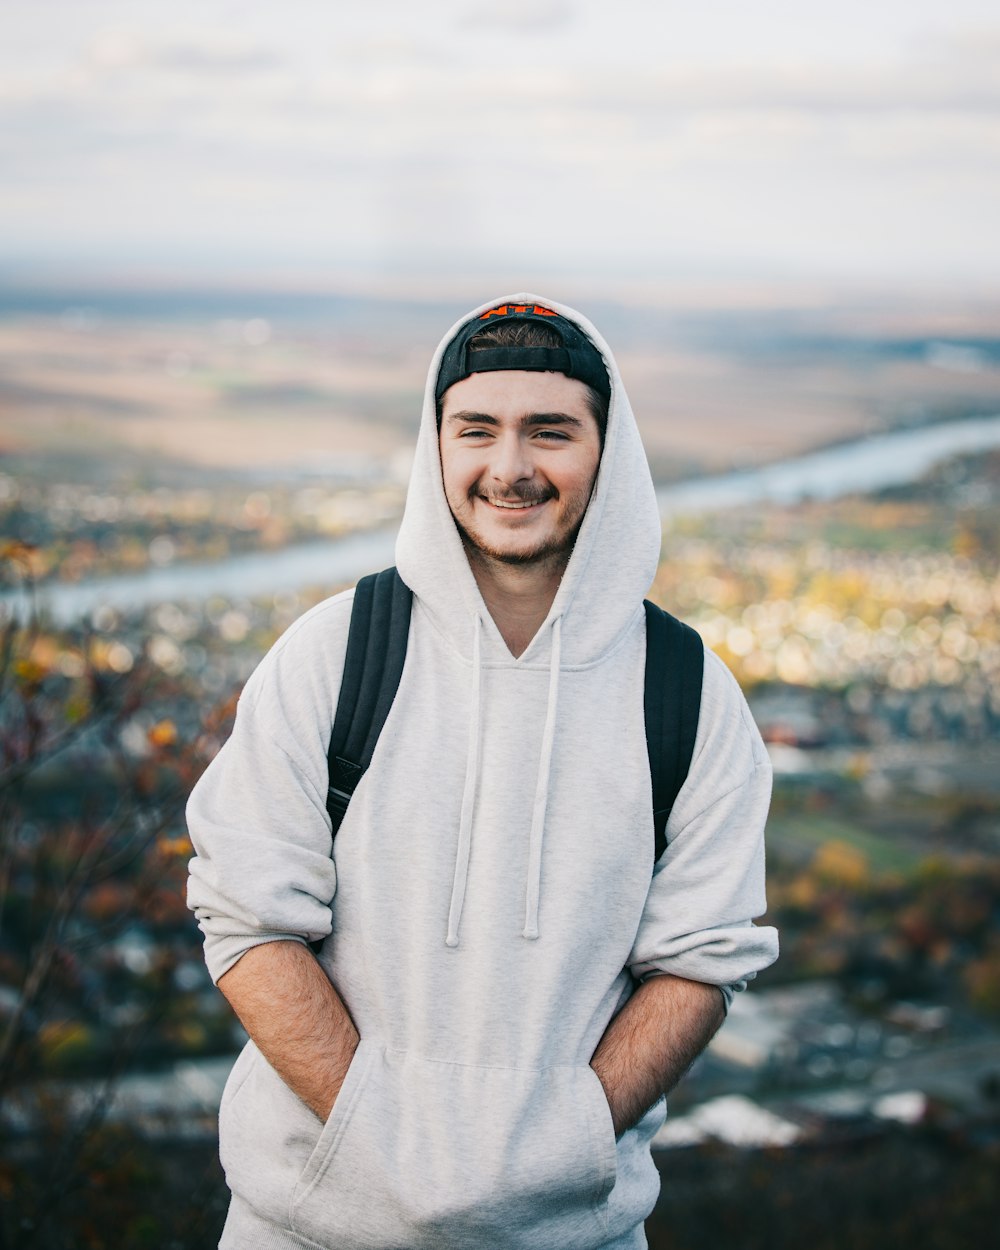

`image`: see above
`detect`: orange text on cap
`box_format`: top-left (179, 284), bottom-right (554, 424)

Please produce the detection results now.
top-left (479, 305), bottom-right (558, 319)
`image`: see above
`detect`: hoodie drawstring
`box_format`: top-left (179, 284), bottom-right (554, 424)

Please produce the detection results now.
top-left (445, 613), bottom-right (563, 948)
top-left (445, 613), bottom-right (482, 947)
top-left (523, 615), bottom-right (561, 940)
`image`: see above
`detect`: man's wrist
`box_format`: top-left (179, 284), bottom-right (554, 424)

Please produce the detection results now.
top-left (590, 974), bottom-right (725, 1138)
top-left (318, 1030), bottom-right (360, 1121)
top-left (590, 1058), bottom-right (627, 1138)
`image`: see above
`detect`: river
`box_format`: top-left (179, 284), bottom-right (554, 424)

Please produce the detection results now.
top-left (6, 414), bottom-right (1000, 624)
top-left (656, 412), bottom-right (1000, 515)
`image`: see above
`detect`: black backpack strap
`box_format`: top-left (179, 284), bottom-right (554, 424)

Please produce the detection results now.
top-left (643, 600), bottom-right (704, 863)
top-left (326, 567), bottom-right (412, 836)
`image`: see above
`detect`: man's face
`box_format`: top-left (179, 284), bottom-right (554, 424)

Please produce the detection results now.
top-left (439, 370), bottom-right (603, 568)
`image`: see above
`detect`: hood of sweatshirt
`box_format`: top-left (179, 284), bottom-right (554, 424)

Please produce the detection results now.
top-left (395, 294), bottom-right (664, 949)
top-left (396, 293), bottom-right (662, 669)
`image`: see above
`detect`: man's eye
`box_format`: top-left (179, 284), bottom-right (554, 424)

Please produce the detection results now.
top-left (535, 429), bottom-right (569, 441)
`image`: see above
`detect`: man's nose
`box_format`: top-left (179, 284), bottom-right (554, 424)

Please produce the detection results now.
top-left (491, 433), bottom-right (534, 486)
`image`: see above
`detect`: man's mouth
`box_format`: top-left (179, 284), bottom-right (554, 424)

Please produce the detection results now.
top-left (484, 498), bottom-right (544, 510)
top-left (478, 492), bottom-right (553, 511)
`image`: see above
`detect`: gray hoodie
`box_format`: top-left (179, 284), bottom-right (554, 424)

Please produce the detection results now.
top-left (186, 294), bottom-right (778, 1249)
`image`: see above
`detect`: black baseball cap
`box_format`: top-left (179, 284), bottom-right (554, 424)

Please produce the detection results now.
top-left (435, 302), bottom-right (611, 405)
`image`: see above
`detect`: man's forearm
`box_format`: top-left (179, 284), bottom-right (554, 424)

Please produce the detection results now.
top-left (217, 939), bottom-right (359, 1122)
top-left (591, 974), bottom-right (725, 1137)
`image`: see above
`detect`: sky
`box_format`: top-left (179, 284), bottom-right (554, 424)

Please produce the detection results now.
top-left (3, 0), bottom-right (1000, 288)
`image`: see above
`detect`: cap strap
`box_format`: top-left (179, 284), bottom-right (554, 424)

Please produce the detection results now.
top-left (466, 346), bottom-right (572, 375)
top-left (465, 346), bottom-right (608, 398)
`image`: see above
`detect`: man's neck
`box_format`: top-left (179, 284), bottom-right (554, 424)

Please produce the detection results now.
top-left (464, 548), bottom-right (567, 659)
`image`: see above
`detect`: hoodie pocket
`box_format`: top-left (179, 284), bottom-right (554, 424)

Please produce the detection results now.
top-left (219, 1040), bottom-right (257, 1115)
top-left (289, 1042), bottom-right (617, 1250)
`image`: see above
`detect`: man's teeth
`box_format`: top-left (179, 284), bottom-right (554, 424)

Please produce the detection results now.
top-left (486, 498), bottom-right (541, 509)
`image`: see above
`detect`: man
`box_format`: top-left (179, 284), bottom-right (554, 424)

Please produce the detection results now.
top-left (186, 295), bottom-right (778, 1250)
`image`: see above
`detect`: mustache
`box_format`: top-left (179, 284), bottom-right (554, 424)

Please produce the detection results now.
top-left (474, 486), bottom-right (555, 506)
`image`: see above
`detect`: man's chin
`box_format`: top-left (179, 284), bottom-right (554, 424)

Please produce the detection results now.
top-left (490, 546), bottom-right (559, 567)
top-left (455, 523), bottom-right (576, 568)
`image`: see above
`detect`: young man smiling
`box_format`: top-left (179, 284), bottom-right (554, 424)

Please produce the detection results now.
top-left (439, 366), bottom-right (603, 656)
top-left (187, 296), bottom-right (778, 1249)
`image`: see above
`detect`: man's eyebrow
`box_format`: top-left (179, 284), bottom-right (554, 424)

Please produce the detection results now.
top-left (522, 412), bottom-right (586, 429)
top-left (443, 411), bottom-right (499, 425)
top-left (443, 411), bottom-right (586, 429)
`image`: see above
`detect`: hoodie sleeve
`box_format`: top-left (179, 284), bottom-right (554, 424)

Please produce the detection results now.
top-left (628, 649), bottom-right (779, 1004)
top-left (185, 593), bottom-right (353, 984)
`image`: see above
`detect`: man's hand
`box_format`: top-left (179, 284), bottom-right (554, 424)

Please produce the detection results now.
top-left (590, 974), bottom-right (725, 1137)
top-left (217, 940), bottom-right (359, 1122)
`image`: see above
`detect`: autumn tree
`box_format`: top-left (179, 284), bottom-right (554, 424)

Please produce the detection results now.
top-left (0, 544), bottom-right (236, 1247)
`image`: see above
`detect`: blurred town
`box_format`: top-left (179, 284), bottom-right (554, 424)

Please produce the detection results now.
top-left (1, 288), bottom-right (999, 1248)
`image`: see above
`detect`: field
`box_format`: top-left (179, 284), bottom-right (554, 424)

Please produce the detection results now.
top-left (3, 287), bottom-right (1000, 482)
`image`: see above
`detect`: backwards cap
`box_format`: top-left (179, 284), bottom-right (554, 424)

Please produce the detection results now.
top-left (435, 302), bottom-right (611, 405)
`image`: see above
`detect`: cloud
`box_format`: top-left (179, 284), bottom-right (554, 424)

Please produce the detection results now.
top-left (456, 0), bottom-right (577, 35)
top-left (141, 42), bottom-right (283, 74)
top-left (86, 30), bottom-right (284, 76)
top-left (570, 41), bottom-right (1000, 118)
top-left (2, 7), bottom-right (999, 281)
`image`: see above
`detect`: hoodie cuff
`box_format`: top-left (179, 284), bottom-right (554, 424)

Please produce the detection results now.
top-left (204, 932), bottom-right (310, 986)
top-left (638, 969), bottom-right (747, 1015)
